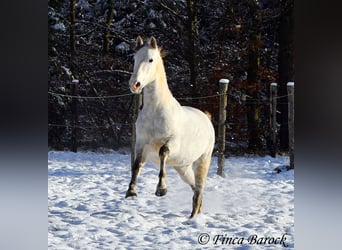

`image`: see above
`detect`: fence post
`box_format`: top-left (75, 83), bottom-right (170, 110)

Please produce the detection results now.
top-left (217, 79), bottom-right (229, 177)
top-left (70, 79), bottom-right (79, 152)
top-left (287, 82), bottom-right (294, 169)
top-left (131, 93), bottom-right (142, 168)
top-left (270, 83), bottom-right (278, 157)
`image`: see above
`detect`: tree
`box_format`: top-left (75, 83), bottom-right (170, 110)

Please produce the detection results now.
top-left (278, 0), bottom-right (294, 151)
top-left (103, 0), bottom-right (115, 54)
top-left (70, 0), bottom-right (76, 54)
top-left (186, 0), bottom-right (200, 97)
top-left (246, 0), bottom-right (263, 151)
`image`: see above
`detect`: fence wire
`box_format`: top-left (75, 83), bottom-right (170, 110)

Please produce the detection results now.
top-left (48, 90), bottom-right (293, 102)
top-left (48, 83), bottom-right (294, 151)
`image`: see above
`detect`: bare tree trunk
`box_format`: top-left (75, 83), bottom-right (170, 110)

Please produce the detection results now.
top-left (103, 0), bottom-right (114, 54)
top-left (278, 0), bottom-right (294, 151)
top-left (186, 0), bottom-right (199, 97)
top-left (246, 1), bottom-right (263, 152)
top-left (70, 0), bottom-right (76, 55)
top-left (69, 0), bottom-right (77, 149)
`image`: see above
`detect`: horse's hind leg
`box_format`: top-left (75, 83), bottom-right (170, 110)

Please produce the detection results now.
top-left (174, 165), bottom-right (195, 191)
top-left (190, 156), bottom-right (211, 218)
top-left (155, 145), bottom-right (169, 196)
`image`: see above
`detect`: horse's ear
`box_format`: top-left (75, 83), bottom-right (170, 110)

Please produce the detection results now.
top-left (150, 37), bottom-right (157, 49)
top-left (136, 36), bottom-right (144, 50)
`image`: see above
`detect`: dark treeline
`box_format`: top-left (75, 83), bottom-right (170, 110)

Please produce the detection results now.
top-left (48, 0), bottom-right (294, 155)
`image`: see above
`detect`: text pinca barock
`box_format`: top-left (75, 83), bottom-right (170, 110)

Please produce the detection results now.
top-left (212, 233), bottom-right (289, 247)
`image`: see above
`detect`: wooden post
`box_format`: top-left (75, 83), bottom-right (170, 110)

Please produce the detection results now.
top-left (70, 79), bottom-right (79, 152)
top-left (270, 83), bottom-right (278, 157)
top-left (217, 79), bottom-right (229, 177)
top-left (131, 93), bottom-right (142, 168)
top-left (287, 82), bottom-right (294, 169)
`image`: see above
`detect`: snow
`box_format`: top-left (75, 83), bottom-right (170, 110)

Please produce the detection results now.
top-left (48, 151), bottom-right (294, 249)
top-left (219, 79), bottom-right (229, 84)
top-left (115, 42), bottom-right (130, 54)
top-left (52, 23), bottom-right (66, 32)
top-left (61, 66), bottom-right (72, 77)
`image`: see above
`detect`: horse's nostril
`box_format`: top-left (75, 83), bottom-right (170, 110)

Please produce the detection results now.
top-left (136, 82), bottom-right (141, 88)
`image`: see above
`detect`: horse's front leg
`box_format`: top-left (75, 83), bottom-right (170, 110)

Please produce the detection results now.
top-left (155, 145), bottom-right (169, 196)
top-left (125, 153), bottom-right (146, 198)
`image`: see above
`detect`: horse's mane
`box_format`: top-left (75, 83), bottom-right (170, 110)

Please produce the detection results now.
top-left (159, 47), bottom-right (168, 58)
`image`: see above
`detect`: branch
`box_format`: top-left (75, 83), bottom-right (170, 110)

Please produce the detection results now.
top-left (92, 69), bottom-right (132, 75)
top-left (157, 1), bottom-right (185, 21)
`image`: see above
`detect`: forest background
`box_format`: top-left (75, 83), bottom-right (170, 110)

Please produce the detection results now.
top-left (48, 0), bottom-right (294, 156)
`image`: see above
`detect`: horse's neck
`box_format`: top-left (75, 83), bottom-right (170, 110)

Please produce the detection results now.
top-left (143, 67), bottom-right (176, 110)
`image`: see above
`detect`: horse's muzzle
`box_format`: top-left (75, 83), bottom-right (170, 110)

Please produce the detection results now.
top-left (129, 81), bottom-right (142, 94)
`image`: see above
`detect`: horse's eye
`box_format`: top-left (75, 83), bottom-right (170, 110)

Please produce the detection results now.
top-left (149, 59), bottom-right (153, 63)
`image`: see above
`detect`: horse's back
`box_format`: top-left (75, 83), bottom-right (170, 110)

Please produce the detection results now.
top-left (182, 106), bottom-right (214, 136)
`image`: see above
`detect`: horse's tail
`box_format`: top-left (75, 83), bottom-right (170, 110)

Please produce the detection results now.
top-left (203, 110), bottom-right (212, 121)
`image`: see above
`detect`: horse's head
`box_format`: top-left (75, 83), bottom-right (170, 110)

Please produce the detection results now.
top-left (129, 36), bottom-right (162, 94)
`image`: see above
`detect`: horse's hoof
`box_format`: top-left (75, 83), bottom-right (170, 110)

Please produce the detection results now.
top-left (155, 188), bottom-right (167, 197)
top-left (125, 190), bottom-right (137, 198)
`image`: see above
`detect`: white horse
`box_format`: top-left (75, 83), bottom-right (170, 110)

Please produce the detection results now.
top-left (125, 36), bottom-right (215, 218)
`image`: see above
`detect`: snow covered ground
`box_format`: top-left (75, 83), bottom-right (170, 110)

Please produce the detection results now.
top-left (48, 151), bottom-right (294, 249)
